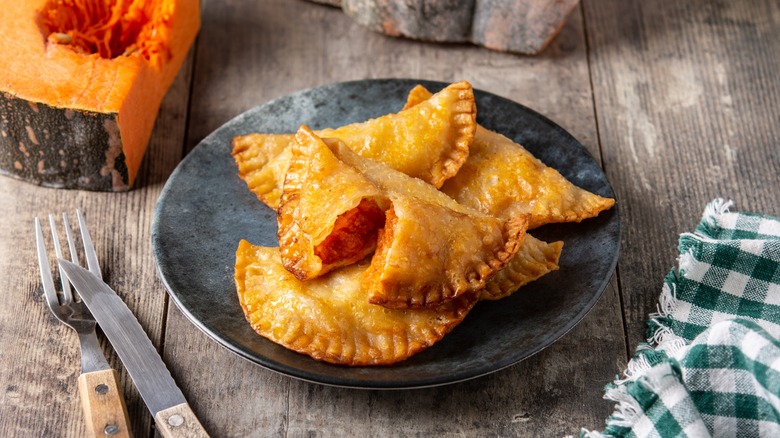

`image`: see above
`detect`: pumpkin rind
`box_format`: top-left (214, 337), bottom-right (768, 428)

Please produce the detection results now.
top-left (333, 0), bottom-right (578, 55)
top-left (0, 92), bottom-right (128, 191)
top-left (0, 0), bottom-right (200, 191)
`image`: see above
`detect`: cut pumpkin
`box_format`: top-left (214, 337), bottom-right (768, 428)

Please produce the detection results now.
top-left (0, 0), bottom-right (200, 191)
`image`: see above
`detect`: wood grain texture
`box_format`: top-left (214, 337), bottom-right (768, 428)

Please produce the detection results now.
top-left (0, 49), bottom-right (194, 437)
top-left (9, 0), bottom-right (777, 435)
top-left (77, 369), bottom-right (131, 438)
top-left (583, 0), bottom-right (780, 351)
top-left (154, 403), bottom-right (208, 438)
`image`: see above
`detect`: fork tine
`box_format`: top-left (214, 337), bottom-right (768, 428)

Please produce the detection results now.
top-left (34, 217), bottom-right (60, 309)
top-left (76, 210), bottom-right (101, 278)
top-left (48, 214), bottom-right (73, 305)
top-left (62, 212), bottom-right (80, 265)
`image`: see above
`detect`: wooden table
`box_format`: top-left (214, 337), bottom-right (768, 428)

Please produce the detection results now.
top-left (2, 1), bottom-right (778, 436)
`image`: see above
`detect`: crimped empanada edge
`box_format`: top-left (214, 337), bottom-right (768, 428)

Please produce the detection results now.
top-left (370, 213), bottom-right (530, 310)
top-left (235, 242), bottom-right (479, 366)
top-left (231, 133), bottom-right (293, 211)
top-left (430, 81), bottom-right (476, 188)
top-left (480, 236), bottom-right (564, 300)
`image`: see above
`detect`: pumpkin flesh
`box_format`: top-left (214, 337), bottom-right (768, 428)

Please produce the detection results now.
top-left (0, 0), bottom-right (199, 190)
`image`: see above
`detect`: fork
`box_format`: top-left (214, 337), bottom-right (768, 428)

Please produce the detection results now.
top-left (35, 210), bottom-right (132, 438)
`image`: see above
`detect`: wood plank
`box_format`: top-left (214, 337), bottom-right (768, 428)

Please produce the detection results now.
top-left (165, 0), bottom-right (626, 435)
top-left (0, 52), bottom-right (194, 436)
top-left (583, 0), bottom-right (780, 350)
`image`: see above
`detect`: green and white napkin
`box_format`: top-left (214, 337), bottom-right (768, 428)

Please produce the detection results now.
top-left (583, 199), bottom-right (780, 437)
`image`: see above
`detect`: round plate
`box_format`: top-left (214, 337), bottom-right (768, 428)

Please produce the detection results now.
top-left (152, 79), bottom-right (620, 389)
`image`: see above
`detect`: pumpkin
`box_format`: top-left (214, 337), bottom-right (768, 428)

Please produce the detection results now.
top-left (0, 0), bottom-right (199, 191)
top-left (314, 0), bottom-right (579, 55)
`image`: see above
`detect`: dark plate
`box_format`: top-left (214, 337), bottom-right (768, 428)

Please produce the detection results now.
top-left (152, 79), bottom-right (620, 389)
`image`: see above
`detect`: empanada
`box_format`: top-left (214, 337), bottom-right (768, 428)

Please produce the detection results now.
top-left (329, 142), bottom-right (529, 308)
top-left (232, 81), bottom-right (476, 210)
top-left (366, 196), bottom-right (529, 308)
top-left (480, 235), bottom-right (563, 300)
top-left (404, 85), bottom-right (615, 229)
top-left (235, 241), bottom-right (477, 366)
top-left (278, 126), bottom-right (389, 280)
top-left (232, 133), bottom-right (293, 210)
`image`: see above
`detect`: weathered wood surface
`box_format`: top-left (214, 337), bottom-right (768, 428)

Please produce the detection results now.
top-left (584, 0), bottom-right (780, 351)
top-left (0, 49), bottom-right (194, 437)
top-left (0, 0), bottom-right (777, 436)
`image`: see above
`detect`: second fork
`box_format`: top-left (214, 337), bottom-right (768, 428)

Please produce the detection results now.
top-left (35, 211), bottom-right (131, 438)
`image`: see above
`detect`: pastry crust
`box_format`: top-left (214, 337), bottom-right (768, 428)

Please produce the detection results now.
top-left (366, 197), bottom-right (530, 308)
top-left (277, 126), bottom-right (389, 280)
top-left (329, 142), bottom-right (529, 308)
top-left (480, 235), bottom-right (563, 300)
top-left (319, 80), bottom-right (475, 188)
top-left (232, 133), bottom-right (294, 210)
top-left (330, 141), bottom-right (476, 216)
top-left (231, 82), bottom-right (608, 366)
top-left (235, 242), bottom-right (477, 366)
top-left (404, 85), bottom-right (615, 229)
top-left (442, 127), bottom-right (615, 228)
top-left (232, 81), bottom-right (476, 210)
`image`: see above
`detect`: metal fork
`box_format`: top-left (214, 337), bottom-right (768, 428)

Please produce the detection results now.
top-left (35, 210), bottom-right (132, 438)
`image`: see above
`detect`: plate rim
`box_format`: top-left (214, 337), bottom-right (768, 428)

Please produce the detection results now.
top-left (152, 78), bottom-right (620, 389)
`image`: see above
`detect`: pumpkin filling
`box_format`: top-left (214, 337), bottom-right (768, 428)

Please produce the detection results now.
top-left (362, 206), bottom-right (397, 288)
top-left (40, 0), bottom-right (173, 62)
top-left (314, 199), bottom-right (386, 265)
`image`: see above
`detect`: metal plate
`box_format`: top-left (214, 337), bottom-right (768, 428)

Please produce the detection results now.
top-left (152, 79), bottom-right (620, 389)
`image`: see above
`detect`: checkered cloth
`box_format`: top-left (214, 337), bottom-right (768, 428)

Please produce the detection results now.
top-left (582, 199), bottom-right (780, 438)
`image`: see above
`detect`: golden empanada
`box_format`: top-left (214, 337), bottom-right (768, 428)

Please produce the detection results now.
top-left (278, 126), bottom-right (389, 280)
top-left (232, 133), bottom-right (294, 210)
top-left (329, 142), bottom-right (529, 308)
top-left (480, 235), bottom-right (563, 300)
top-left (366, 196), bottom-right (529, 308)
top-left (404, 85), bottom-right (615, 229)
top-left (235, 241), bottom-right (477, 366)
top-left (232, 81), bottom-right (476, 210)
top-left (318, 80), bottom-right (475, 187)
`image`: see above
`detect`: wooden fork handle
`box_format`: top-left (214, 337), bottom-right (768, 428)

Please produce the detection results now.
top-left (77, 369), bottom-right (131, 438)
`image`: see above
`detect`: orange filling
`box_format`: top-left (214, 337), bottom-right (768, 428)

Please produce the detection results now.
top-left (40, 0), bottom-right (173, 63)
top-left (363, 206), bottom-right (396, 287)
top-left (315, 199), bottom-right (386, 265)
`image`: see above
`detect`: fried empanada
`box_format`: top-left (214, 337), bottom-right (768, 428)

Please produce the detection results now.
top-left (277, 126), bottom-right (389, 280)
top-left (235, 241), bottom-right (477, 366)
top-left (404, 85), bottom-right (614, 229)
top-left (329, 142), bottom-right (529, 308)
top-left (318, 80), bottom-right (475, 187)
top-left (480, 235), bottom-right (563, 300)
top-left (366, 196), bottom-right (529, 308)
top-left (232, 81), bottom-right (476, 210)
top-left (232, 133), bottom-right (294, 210)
